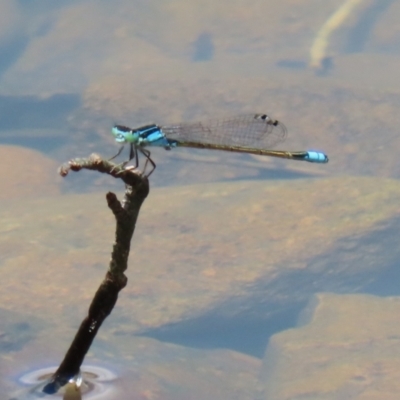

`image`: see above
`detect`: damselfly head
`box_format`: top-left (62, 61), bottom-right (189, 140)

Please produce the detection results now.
top-left (112, 125), bottom-right (131, 143)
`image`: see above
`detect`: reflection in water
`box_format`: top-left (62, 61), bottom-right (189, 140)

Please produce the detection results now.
top-left (140, 304), bottom-right (305, 358)
top-left (309, 0), bottom-right (366, 72)
top-left (314, 56), bottom-right (334, 77)
top-left (0, 37), bottom-right (29, 79)
top-left (276, 59), bottom-right (307, 70)
top-left (0, 94), bottom-right (80, 131)
top-left (344, 0), bottom-right (395, 53)
top-left (9, 366), bottom-right (117, 400)
top-left (192, 32), bottom-right (214, 62)
top-left (0, 93), bottom-right (80, 152)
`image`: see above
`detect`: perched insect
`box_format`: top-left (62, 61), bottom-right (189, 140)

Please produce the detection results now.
top-left (110, 113), bottom-right (328, 176)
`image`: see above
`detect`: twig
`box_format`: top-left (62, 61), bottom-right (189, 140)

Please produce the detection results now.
top-left (43, 154), bottom-right (149, 394)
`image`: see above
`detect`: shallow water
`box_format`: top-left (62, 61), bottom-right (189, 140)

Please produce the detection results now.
top-left (1, 1), bottom-right (400, 399)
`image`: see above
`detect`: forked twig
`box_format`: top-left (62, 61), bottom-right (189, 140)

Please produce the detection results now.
top-left (43, 154), bottom-right (149, 394)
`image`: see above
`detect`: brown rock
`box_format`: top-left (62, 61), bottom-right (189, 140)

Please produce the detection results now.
top-left (262, 293), bottom-right (400, 400)
top-left (0, 145), bottom-right (60, 200)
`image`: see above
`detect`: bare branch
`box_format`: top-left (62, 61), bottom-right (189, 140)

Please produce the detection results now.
top-left (43, 154), bottom-right (149, 394)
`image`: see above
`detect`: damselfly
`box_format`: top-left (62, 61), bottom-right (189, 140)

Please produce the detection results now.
top-left (110, 113), bottom-right (328, 176)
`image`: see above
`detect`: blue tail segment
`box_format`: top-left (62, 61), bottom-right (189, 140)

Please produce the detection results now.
top-left (304, 151), bottom-right (329, 163)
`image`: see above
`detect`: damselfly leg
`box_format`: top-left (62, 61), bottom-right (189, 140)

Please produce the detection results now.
top-left (139, 147), bottom-right (156, 177)
top-left (110, 143), bottom-right (155, 176)
top-left (124, 147), bottom-right (156, 177)
top-left (109, 143), bottom-right (139, 173)
top-left (108, 145), bottom-right (125, 161)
